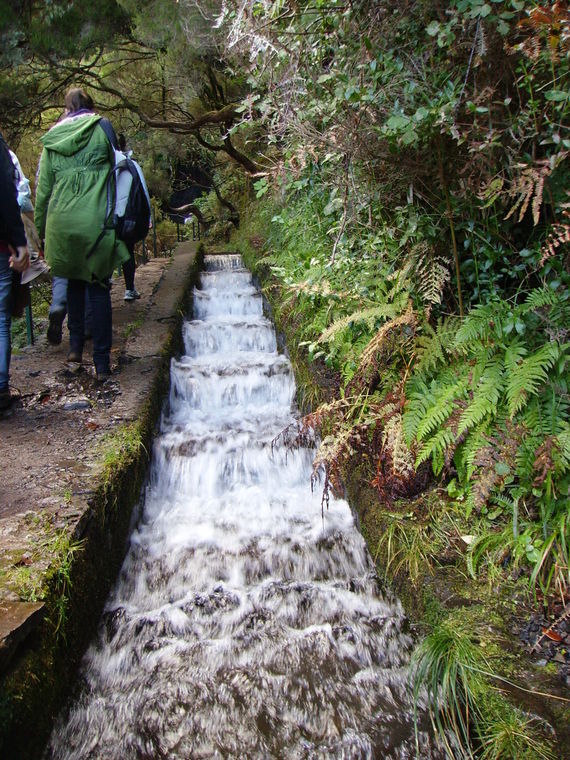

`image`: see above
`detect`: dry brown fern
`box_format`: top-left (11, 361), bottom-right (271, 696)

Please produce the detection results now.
top-left (515, 2), bottom-right (570, 63)
top-left (505, 157), bottom-right (552, 226)
top-left (470, 423), bottom-right (522, 511)
top-left (370, 389), bottom-right (431, 503)
top-left (533, 435), bottom-right (561, 488)
top-left (540, 195), bottom-right (570, 267)
top-left (345, 305), bottom-right (416, 395)
top-left (402, 242), bottom-right (450, 319)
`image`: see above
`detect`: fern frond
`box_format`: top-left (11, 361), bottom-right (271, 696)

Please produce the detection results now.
top-left (355, 307), bottom-right (416, 371)
top-left (414, 317), bottom-right (460, 375)
top-left (456, 426), bottom-right (490, 483)
top-left (521, 390), bottom-right (570, 437)
top-left (318, 303), bottom-right (399, 343)
top-left (415, 381), bottom-right (463, 443)
top-left (520, 287), bottom-right (559, 313)
top-left (402, 379), bottom-right (431, 444)
top-left (457, 355), bottom-right (505, 436)
top-left (257, 253), bottom-right (279, 267)
top-left (410, 242), bottom-right (450, 313)
top-left (505, 156), bottom-right (558, 226)
top-left (382, 413), bottom-right (415, 476)
top-left (506, 342), bottom-right (560, 418)
top-left (454, 302), bottom-right (507, 348)
top-left (415, 428), bottom-right (456, 473)
top-left (504, 338), bottom-right (527, 372)
top-left (345, 306), bottom-right (416, 394)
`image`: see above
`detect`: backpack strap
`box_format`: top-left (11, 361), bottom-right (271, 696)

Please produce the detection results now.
top-left (98, 118), bottom-right (119, 150)
top-left (86, 120), bottom-right (119, 260)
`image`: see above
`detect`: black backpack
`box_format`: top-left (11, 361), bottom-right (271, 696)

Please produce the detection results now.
top-left (88, 120), bottom-right (151, 258)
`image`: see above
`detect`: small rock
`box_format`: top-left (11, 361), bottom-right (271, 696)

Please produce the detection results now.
top-left (552, 652), bottom-right (566, 664)
top-left (63, 400), bottom-right (91, 411)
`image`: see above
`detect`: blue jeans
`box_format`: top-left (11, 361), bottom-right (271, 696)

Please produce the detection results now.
top-left (50, 275), bottom-right (68, 316)
top-left (67, 279), bottom-right (112, 373)
top-left (50, 276), bottom-right (92, 334)
top-left (0, 253), bottom-right (12, 391)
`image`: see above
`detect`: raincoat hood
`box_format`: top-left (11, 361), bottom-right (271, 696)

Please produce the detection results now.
top-left (40, 112), bottom-right (102, 156)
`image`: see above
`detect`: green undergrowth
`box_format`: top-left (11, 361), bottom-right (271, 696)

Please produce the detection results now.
top-left (226, 214), bottom-right (569, 759)
top-left (10, 280), bottom-right (51, 353)
top-left (349, 463), bottom-right (569, 759)
top-left (4, 513), bottom-right (85, 636)
top-left (412, 614), bottom-right (556, 759)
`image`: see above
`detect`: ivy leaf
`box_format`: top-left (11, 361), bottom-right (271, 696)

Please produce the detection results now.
top-left (495, 461), bottom-right (510, 476)
top-left (426, 21), bottom-right (440, 37)
top-left (401, 129), bottom-right (418, 145)
top-left (323, 198), bottom-right (344, 215)
top-left (386, 114), bottom-right (409, 130)
top-left (413, 106), bottom-right (430, 122)
top-left (544, 90), bottom-right (567, 102)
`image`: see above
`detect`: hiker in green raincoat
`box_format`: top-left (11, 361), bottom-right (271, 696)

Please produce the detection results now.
top-left (35, 88), bottom-right (130, 381)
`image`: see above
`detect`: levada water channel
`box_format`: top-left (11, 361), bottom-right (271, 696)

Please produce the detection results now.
top-left (46, 254), bottom-right (443, 759)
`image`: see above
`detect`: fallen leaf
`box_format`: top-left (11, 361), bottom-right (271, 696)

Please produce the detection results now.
top-left (541, 627), bottom-right (563, 642)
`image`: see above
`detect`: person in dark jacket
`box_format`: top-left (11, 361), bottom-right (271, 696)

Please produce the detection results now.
top-left (35, 87), bottom-right (129, 381)
top-left (0, 132), bottom-right (30, 409)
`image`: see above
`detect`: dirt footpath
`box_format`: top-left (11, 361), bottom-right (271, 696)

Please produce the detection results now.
top-left (0, 241), bottom-right (198, 667)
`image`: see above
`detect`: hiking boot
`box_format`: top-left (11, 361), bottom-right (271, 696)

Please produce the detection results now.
top-left (124, 289), bottom-right (141, 301)
top-left (67, 351), bottom-right (83, 365)
top-left (95, 369), bottom-right (112, 384)
top-left (47, 309), bottom-right (65, 345)
top-left (0, 388), bottom-right (13, 411)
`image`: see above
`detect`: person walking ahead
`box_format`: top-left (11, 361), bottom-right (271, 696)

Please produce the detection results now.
top-left (0, 132), bottom-right (30, 409)
top-left (35, 87), bottom-right (129, 381)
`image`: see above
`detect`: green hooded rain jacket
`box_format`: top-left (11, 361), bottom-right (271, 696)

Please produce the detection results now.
top-left (35, 113), bottom-right (129, 283)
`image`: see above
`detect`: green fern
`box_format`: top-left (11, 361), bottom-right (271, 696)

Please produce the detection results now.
top-left (318, 303), bottom-right (400, 343)
top-left (414, 317), bottom-right (460, 374)
top-left (454, 301), bottom-right (507, 349)
top-left (455, 425), bottom-right (491, 483)
top-left (415, 381), bottom-right (464, 442)
top-left (521, 389), bottom-right (569, 436)
top-left (519, 287), bottom-right (558, 313)
top-left (402, 378), bottom-right (431, 445)
top-left (556, 424), bottom-right (570, 472)
top-left (415, 427), bottom-right (457, 473)
top-left (506, 342), bottom-right (561, 418)
top-left (457, 355), bottom-right (505, 436)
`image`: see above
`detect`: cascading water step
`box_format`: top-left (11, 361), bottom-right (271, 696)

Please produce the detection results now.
top-left (46, 253), bottom-right (443, 760)
top-left (169, 353), bottom-right (295, 411)
top-left (183, 318), bottom-right (277, 356)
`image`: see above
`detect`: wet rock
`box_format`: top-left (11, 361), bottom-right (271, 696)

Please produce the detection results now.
top-left (63, 399), bottom-right (91, 411)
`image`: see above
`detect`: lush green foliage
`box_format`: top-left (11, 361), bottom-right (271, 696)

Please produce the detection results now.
top-left (214, 0), bottom-right (570, 604)
top-left (411, 616), bottom-right (554, 758)
top-left (3, 1), bottom-right (569, 754)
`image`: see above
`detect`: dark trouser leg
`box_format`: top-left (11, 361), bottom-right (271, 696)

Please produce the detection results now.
top-left (67, 278), bottom-right (86, 358)
top-left (122, 246), bottom-right (136, 291)
top-left (0, 253), bottom-right (12, 391)
top-left (86, 280), bottom-right (112, 374)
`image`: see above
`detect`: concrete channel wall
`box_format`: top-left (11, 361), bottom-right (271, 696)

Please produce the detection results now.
top-left (0, 242), bottom-right (203, 759)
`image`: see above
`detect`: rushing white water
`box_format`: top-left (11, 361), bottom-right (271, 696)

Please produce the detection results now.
top-left (47, 254), bottom-right (440, 759)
